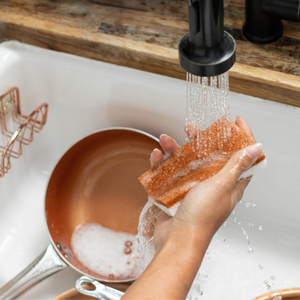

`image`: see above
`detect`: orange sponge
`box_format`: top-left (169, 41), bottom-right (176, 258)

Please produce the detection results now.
top-left (139, 117), bottom-right (266, 216)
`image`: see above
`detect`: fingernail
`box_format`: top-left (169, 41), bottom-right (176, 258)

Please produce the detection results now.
top-left (236, 115), bottom-right (241, 120)
top-left (159, 134), bottom-right (168, 140)
top-left (150, 148), bottom-right (160, 162)
top-left (245, 143), bottom-right (264, 159)
top-left (152, 148), bottom-right (161, 154)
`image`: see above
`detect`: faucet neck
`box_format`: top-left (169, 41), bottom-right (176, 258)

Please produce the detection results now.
top-left (189, 0), bottom-right (224, 48)
top-left (178, 0), bottom-right (236, 77)
top-left (243, 0), bottom-right (300, 44)
top-left (263, 0), bottom-right (300, 21)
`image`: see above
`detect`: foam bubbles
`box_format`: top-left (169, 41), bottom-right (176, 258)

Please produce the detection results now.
top-left (71, 223), bottom-right (154, 279)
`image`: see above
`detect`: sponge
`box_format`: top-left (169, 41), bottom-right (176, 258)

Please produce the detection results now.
top-left (139, 118), bottom-right (266, 217)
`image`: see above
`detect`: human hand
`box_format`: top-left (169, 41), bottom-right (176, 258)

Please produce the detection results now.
top-left (151, 116), bottom-right (263, 251)
top-left (122, 117), bottom-right (263, 300)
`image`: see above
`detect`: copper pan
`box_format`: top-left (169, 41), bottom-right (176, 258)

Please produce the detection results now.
top-left (252, 288), bottom-right (300, 300)
top-left (0, 128), bottom-right (161, 300)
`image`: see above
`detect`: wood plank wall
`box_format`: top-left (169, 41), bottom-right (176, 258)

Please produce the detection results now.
top-left (0, 0), bottom-right (299, 106)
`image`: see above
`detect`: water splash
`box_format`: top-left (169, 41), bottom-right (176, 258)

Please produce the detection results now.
top-left (136, 198), bottom-right (160, 272)
top-left (241, 227), bottom-right (254, 253)
top-left (187, 272), bottom-right (204, 299)
top-left (263, 280), bottom-right (272, 290)
top-left (259, 264), bottom-right (265, 271)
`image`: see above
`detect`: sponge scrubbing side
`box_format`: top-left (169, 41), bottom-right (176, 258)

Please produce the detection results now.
top-left (138, 118), bottom-right (266, 217)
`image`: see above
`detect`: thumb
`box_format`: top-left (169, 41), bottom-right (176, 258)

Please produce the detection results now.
top-left (218, 143), bottom-right (264, 185)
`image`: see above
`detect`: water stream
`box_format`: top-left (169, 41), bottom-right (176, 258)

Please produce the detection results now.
top-left (185, 72), bottom-right (231, 150)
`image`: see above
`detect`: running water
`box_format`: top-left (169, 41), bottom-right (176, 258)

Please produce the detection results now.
top-left (185, 72), bottom-right (231, 150)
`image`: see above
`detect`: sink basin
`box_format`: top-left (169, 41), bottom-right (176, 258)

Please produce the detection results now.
top-left (0, 41), bottom-right (299, 300)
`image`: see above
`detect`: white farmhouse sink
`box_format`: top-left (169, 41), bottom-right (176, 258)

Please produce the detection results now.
top-left (0, 41), bottom-right (299, 300)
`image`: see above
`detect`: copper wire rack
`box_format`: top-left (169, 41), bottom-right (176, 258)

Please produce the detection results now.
top-left (0, 87), bottom-right (48, 178)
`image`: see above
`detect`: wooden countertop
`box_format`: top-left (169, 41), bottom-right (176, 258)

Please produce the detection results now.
top-left (0, 0), bottom-right (299, 107)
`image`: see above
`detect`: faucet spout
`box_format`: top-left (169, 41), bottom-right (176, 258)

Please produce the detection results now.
top-left (243, 0), bottom-right (300, 44)
top-left (178, 0), bottom-right (236, 77)
top-left (263, 0), bottom-right (300, 22)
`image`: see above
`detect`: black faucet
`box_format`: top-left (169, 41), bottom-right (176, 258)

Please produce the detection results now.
top-left (178, 0), bottom-right (236, 77)
top-left (243, 0), bottom-right (300, 44)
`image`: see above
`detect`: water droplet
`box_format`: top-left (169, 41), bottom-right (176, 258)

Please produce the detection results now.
top-left (252, 204), bottom-right (257, 210)
top-left (248, 223), bottom-right (252, 228)
top-left (109, 274), bottom-right (114, 279)
top-left (266, 284), bottom-right (271, 290)
top-left (223, 238), bottom-right (226, 242)
top-left (238, 222), bottom-right (242, 226)
top-left (193, 283), bottom-right (201, 293)
top-left (224, 221), bottom-right (228, 226)
top-left (232, 210), bottom-right (236, 214)
top-left (241, 227), bottom-right (250, 244)
top-left (234, 218), bottom-right (238, 222)
top-left (245, 202), bottom-right (251, 208)
top-left (124, 247), bottom-right (132, 255)
top-left (259, 226), bottom-right (263, 231)
top-left (247, 246), bottom-right (254, 253)
top-left (271, 275), bottom-right (275, 280)
top-left (259, 264), bottom-right (265, 271)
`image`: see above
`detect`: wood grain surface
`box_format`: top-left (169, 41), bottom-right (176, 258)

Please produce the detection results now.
top-left (0, 0), bottom-right (299, 106)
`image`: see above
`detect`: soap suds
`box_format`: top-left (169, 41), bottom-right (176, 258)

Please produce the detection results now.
top-left (71, 223), bottom-right (155, 280)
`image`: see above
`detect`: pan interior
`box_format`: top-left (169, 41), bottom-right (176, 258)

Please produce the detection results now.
top-left (45, 129), bottom-right (161, 281)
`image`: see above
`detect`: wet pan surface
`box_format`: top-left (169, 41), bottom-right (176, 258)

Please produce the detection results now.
top-left (46, 128), bottom-right (161, 281)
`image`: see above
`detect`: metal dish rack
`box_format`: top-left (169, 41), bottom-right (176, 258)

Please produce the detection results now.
top-left (0, 87), bottom-right (48, 177)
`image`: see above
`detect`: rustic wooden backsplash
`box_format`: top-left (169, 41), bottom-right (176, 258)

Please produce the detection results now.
top-left (0, 0), bottom-right (299, 106)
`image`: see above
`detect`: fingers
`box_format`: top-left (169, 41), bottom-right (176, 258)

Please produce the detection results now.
top-left (150, 134), bottom-right (180, 167)
top-left (217, 143), bottom-right (264, 187)
top-left (150, 149), bottom-right (164, 167)
top-left (235, 116), bottom-right (256, 142)
top-left (185, 124), bottom-right (200, 140)
top-left (159, 134), bottom-right (180, 153)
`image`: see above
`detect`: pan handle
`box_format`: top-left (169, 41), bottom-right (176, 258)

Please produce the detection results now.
top-left (0, 243), bottom-right (67, 300)
top-left (76, 276), bottom-right (124, 300)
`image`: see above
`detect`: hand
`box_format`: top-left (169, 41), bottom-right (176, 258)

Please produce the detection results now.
top-left (122, 117), bottom-right (263, 300)
top-left (151, 116), bottom-right (263, 251)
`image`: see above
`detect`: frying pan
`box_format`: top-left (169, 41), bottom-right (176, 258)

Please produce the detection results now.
top-left (0, 128), bottom-right (161, 300)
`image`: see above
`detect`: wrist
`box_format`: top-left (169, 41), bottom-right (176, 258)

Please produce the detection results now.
top-left (155, 222), bottom-right (214, 258)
